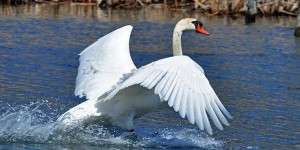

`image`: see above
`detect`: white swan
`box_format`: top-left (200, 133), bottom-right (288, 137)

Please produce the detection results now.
top-left (57, 18), bottom-right (232, 135)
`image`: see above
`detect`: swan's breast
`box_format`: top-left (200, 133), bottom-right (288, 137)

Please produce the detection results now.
top-left (95, 85), bottom-right (161, 119)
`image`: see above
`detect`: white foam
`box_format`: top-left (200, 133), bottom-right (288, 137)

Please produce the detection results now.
top-left (135, 127), bottom-right (224, 149)
top-left (0, 99), bottom-right (224, 149)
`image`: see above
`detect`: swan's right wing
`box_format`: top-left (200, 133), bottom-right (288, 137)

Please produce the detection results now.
top-left (104, 56), bottom-right (232, 135)
top-left (75, 25), bottom-right (137, 101)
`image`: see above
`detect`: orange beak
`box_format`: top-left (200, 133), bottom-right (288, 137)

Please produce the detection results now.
top-left (196, 24), bottom-right (209, 35)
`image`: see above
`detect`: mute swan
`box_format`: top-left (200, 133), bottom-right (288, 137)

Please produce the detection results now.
top-left (57, 18), bottom-right (232, 135)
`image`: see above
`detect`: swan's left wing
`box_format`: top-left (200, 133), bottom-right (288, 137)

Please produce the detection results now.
top-left (104, 55), bottom-right (232, 135)
top-left (75, 25), bottom-right (136, 101)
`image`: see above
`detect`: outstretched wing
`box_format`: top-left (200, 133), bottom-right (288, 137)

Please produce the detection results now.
top-left (105, 56), bottom-right (232, 134)
top-left (75, 25), bottom-right (137, 101)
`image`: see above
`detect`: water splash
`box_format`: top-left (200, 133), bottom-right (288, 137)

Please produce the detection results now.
top-left (0, 99), bottom-right (224, 148)
top-left (0, 100), bottom-right (57, 143)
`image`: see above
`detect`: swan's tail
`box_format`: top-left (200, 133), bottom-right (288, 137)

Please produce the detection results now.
top-left (56, 100), bottom-right (111, 130)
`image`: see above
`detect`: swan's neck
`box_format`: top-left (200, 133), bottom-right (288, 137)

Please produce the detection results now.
top-left (172, 29), bottom-right (183, 56)
top-left (172, 19), bottom-right (196, 56)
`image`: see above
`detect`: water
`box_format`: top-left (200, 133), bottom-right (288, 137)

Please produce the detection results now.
top-left (0, 4), bottom-right (300, 149)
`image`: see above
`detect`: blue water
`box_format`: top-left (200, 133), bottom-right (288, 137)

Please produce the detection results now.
top-left (0, 4), bottom-right (300, 149)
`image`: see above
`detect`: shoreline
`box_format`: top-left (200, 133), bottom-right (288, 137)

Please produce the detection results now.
top-left (1, 0), bottom-right (298, 16)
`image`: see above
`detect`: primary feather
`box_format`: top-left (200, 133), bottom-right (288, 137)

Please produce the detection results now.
top-left (101, 56), bottom-right (232, 134)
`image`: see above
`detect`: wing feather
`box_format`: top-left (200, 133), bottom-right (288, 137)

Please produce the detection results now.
top-left (205, 94), bottom-right (223, 130)
top-left (210, 97), bottom-right (229, 126)
top-left (173, 84), bottom-right (184, 112)
top-left (168, 78), bottom-right (180, 107)
top-left (74, 25), bottom-right (136, 100)
top-left (104, 56), bottom-right (232, 134)
top-left (179, 88), bottom-right (187, 118)
top-left (148, 71), bottom-right (166, 89)
top-left (154, 70), bottom-right (173, 94)
top-left (194, 94), bottom-right (204, 130)
top-left (187, 90), bottom-right (195, 124)
top-left (213, 93), bottom-right (233, 119)
top-left (141, 70), bottom-right (161, 87)
top-left (130, 67), bottom-right (148, 83)
top-left (200, 93), bottom-right (212, 135)
top-left (161, 70), bottom-right (177, 98)
top-left (163, 69), bottom-right (179, 100)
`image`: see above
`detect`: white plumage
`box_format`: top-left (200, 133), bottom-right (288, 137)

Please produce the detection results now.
top-left (74, 25), bottom-right (136, 101)
top-left (57, 18), bottom-right (232, 135)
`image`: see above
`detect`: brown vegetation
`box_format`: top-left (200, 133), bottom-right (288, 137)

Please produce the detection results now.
top-left (1, 0), bottom-right (298, 16)
top-left (193, 0), bottom-right (298, 16)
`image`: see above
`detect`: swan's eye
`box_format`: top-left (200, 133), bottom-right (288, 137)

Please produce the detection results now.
top-left (191, 21), bottom-right (198, 27)
top-left (191, 21), bottom-right (203, 29)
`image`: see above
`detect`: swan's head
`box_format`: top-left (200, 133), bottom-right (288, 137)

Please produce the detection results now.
top-left (176, 18), bottom-right (209, 35)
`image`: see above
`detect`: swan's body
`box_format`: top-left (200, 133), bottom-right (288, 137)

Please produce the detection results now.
top-left (57, 18), bottom-right (232, 134)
